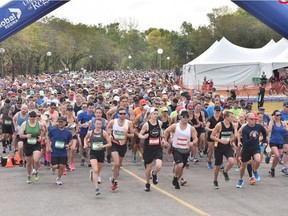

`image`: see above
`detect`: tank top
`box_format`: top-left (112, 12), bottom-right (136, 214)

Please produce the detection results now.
top-left (270, 122), bottom-right (285, 144)
top-left (112, 119), bottom-right (129, 145)
top-left (144, 120), bottom-right (161, 147)
top-left (25, 121), bottom-right (40, 145)
top-left (74, 103), bottom-right (82, 116)
top-left (13, 105), bottom-right (21, 116)
top-left (161, 118), bottom-right (169, 130)
top-left (89, 130), bottom-right (105, 151)
top-left (217, 122), bottom-right (234, 147)
top-left (17, 114), bottom-right (29, 133)
top-left (2, 106), bottom-right (12, 125)
top-left (172, 123), bottom-right (191, 149)
top-left (67, 116), bottom-right (77, 131)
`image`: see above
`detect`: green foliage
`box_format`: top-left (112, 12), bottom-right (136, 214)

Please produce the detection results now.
top-left (0, 7), bottom-right (281, 77)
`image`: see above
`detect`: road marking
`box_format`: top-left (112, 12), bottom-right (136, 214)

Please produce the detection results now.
top-left (121, 167), bottom-right (210, 216)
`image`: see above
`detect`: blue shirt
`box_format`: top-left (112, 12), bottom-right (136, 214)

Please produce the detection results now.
top-left (78, 111), bottom-right (95, 135)
top-left (280, 110), bottom-right (288, 135)
top-left (49, 127), bottom-right (72, 157)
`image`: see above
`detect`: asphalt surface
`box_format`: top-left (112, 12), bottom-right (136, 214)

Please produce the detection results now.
top-left (1, 150), bottom-right (288, 216)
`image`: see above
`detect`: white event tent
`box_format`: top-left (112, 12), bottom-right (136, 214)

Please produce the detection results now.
top-left (183, 37), bottom-right (288, 89)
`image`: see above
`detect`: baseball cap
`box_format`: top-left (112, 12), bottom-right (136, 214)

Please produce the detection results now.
top-left (245, 105), bottom-right (252, 111)
top-left (283, 102), bottom-right (288, 107)
top-left (176, 106), bottom-right (185, 113)
top-left (5, 98), bottom-right (11, 103)
top-left (187, 104), bottom-right (193, 110)
top-left (161, 107), bottom-right (168, 112)
top-left (140, 99), bottom-right (147, 106)
top-left (58, 116), bottom-right (67, 122)
top-left (214, 106), bottom-right (221, 111)
top-left (149, 107), bottom-right (158, 113)
top-left (180, 110), bottom-right (189, 118)
top-left (29, 111), bottom-right (37, 117)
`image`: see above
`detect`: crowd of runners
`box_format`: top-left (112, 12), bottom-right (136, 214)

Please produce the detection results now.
top-left (0, 70), bottom-right (287, 195)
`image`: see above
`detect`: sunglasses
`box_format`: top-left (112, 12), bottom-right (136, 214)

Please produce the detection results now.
top-left (215, 110), bottom-right (221, 112)
top-left (30, 116), bottom-right (36, 118)
top-left (17, 102), bottom-right (22, 104)
top-left (155, 103), bottom-right (160, 106)
top-left (67, 108), bottom-right (73, 111)
top-left (82, 106), bottom-right (87, 109)
top-left (38, 109), bottom-right (43, 111)
top-left (119, 113), bottom-right (126, 115)
top-left (275, 114), bottom-right (281, 117)
top-left (182, 115), bottom-right (189, 119)
top-left (37, 115), bottom-right (41, 117)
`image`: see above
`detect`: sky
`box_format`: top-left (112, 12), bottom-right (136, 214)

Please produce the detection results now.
top-left (47, 0), bottom-right (238, 31)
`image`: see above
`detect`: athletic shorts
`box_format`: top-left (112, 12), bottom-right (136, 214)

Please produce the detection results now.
top-left (24, 143), bottom-right (41, 157)
top-left (72, 135), bottom-right (78, 140)
top-left (2, 124), bottom-right (13, 134)
top-left (79, 134), bottom-right (86, 146)
top-left (51, 156), bottom-right (68, 165)
top-left (110, 142), bottom-right (127, 158)
top-left (207, 132), bottom-right (213, 142)
top-left (241, 148), bottom-right (260, 163)
top-left (90, 150), bottom-right (105, 163)
top-left (172, 147), bottom-right (189, 167)
top-left (17, 135), bottom-right (24, 143)
top-left (214, 145), bottom-right (234, 166)
top-left (143, 146), bottom-right (163, 165)
top-left (269, 142), bottom-right (284, 150)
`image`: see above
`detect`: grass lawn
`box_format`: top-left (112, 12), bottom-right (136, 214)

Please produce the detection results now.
top-left (252, 101), bottom-right (284, 115)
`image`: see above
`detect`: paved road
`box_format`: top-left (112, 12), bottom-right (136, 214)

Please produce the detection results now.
top-left (1, 151), bottom-right (288, 216)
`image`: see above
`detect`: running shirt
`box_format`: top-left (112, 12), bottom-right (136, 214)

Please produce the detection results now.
top-left (78, 111), bottom-right (95, 135)
top-left (280, 111), bottom-right (288, 136)
top-left (17, 114), bottom-right (29, 134)
top-left (172, 123), bottom-right (191, 149)
top-left (1, 106), bottom-right (12, 126)
top-left (12, 105), bottom-right (21, 116)
top-left (89, 130), bottom-right (105, 151)
top-left (25, 121), bottom-right (40, 145)
top-left (144, 120), bottom-right (161, 148)
top-left (112, 119), bottom-right (129, 145)
top-left (270, 122), bottom-right (285, 144)
top-left (49, 127), bottom-right (73, 157)
top-left (242, 124), bottom-right (267, 150)
top-left (216, 122), bottom-right (234, 147)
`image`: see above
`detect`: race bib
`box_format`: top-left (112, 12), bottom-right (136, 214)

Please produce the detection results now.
top-left (27, 138), bottom-right (37, 145)
top-left (4, 120), bottom-right (12, 125)
top-left (221, 136), bottom-right (230, 141)
top-left (92, 142), bottom-right (103, 150)
top-left (176, 137), bottom-right (188, 147)
top-left (55, 141), bottom-right (65, 149)
top-left (149, 137), bottom-right (160, 146)
top-left (114, 132), bottom-right (125, 141)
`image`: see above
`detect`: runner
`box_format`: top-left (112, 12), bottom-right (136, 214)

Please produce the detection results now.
top-left (84, 118), bottom-right (111, 195)
top-left (210, 110), bottom-right (235, 189)
top-left (13, 104), bottom-right (29, 167)
top-left (47, 117), bottom-right (73, 185)
top-left (1, 99), bottom-right (13, 153)
top-left (20, 111), bottom-right (45, 184)
top-left (106, 107), bottom-right (134, 191)
top-left (138, 107), bottom-right (165, 192)
top-left (164, 109), bottom-right (198, 189)
top-left (280, 102), bottom-right (288, 174)
top-left (236, 113), bottom-right (267, 188)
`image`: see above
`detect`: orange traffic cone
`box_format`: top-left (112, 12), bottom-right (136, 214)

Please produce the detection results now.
top-left (14, 151), bottom-right (21, 165)
top-left (5, 154), bottom-right (14, 168)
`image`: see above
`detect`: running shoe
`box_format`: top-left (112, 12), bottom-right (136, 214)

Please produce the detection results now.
top-left (63, 167), bottom-right (67, 175)
top-left (144, 183), bottom-right (151, 192)
top-left (253, 171), bottom-right (261, 181)
top-left (281, 167), bottom-right (288, 174)
top-left (56, 177), bottom-right (63, 185)
top-left (8, 144), bottom-right (12, 152)
top-left (236, 179), bottom-right (244, 188)
top-left (269, 168), bottom-right (275, 177)
top-left (172, 176), bottom-right (177, 186)
top-left (19, 160), bottom-right (24, 167)
top-left (34, 172), bottom-right (40, 181)
top-left (222, 170), bottom-right (230, 181)
top-left (89, 169), bottom-right (93, 182)
top-left (265, 155), bottom-right (270, 164)
top-left (188, 154), bottom-right (194, 161)
top-left (2, 148), bottom-right (6, 154)
top-left (180, 178), bottom-right (187, 186)
top-left (151, 170), bottom-right (158, 185)
top-left (98, 176), bottom-right (102, 184)
top-left (249, 177), bottom-right (256, 185)
top-left (110, 177), bottom-right (118, 191)
top-left (69, 163), bottom-right (76, 171)
top-left (213, 181), bottom-right (219, 189)
top-left (207, 162), bottom-right (213, 170)
top-left (235, 166), bottom-right (240, 172)
top-left (95, 188), bottom-right (101, 196)
top-left (26, 176), bottom-right (32, 184)
top-left (174, 180), bottom-right (180, 189)
top-left (220, 164), bottom-right (225, 170)
top-left (193, 158), bottom-right (199, 164)
top-left (198, 151), bottom-right (204, 158)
